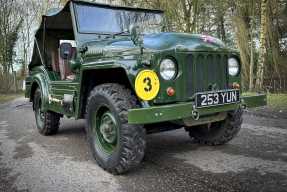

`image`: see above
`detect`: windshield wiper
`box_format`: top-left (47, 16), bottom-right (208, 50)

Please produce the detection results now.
top-left (105, 31), bottom-right (130, 39)
top-left (114, 30), bottom-right (130, 36)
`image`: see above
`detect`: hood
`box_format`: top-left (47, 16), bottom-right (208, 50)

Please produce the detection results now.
top-left (109, 32), bottom-right (228, 52)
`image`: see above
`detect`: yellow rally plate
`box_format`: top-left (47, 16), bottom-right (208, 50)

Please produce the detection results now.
top-left (135, 70), bottom-right (160, 101)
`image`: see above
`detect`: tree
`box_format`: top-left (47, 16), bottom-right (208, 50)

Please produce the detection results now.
top-left (255, 0), bottom-right (268, 90)
top-left (0, 0), bottom-right (23, 92)
top-left (230, 0), bottom-right (254, 89)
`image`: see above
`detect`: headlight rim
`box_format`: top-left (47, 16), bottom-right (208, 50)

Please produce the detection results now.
top-left (228, 57), bottom-right (240, 77)
top-left (159, 57), bottom-right (178, 81)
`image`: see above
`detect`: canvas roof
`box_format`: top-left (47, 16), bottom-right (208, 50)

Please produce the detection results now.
top-left (29, 0), bottom-right (163, 69)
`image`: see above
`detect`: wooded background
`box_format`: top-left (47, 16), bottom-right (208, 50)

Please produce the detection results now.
top-left (0, 0), bottom-right (286, 93)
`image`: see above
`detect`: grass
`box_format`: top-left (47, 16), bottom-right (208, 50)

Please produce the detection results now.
top-left (267, 93), bottom-right (287, 110)
top-left (0, 93), bottom-right (23, 104)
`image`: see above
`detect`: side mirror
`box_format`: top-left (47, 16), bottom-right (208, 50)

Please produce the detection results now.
top-left (60, 43), bottom-right (73, 60)
top-left (129, 25), bottom-right (143, 47)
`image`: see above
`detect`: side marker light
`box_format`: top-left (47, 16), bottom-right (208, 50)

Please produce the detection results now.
top-left (166, 87), bottom-right (175, 96)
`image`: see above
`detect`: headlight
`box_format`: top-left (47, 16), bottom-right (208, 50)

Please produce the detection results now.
top-left (160, 59), bottom-right (177, 80)
top-left (228, 58), bottom-right (240, 76)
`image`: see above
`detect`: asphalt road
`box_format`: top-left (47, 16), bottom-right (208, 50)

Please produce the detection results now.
top-left (0, 97), bottom-right (287, 192)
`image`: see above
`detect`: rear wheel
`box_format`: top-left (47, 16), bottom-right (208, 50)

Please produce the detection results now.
top-left (86, 83), bottom-right (146, 174)
top-left (33, 88), bottom-right (60, 135)
top-left (186, 108), bottom-right (243, 145)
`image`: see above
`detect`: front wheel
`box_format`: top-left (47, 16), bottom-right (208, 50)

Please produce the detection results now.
top-left (186, 108), bottom-right (243, 145)
top-left (86, 83), bottom-right (146, 174)
top-left (33, 88), bottom-right (60, 135)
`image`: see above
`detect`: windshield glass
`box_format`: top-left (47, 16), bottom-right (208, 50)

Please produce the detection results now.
top-left (75, 4), bottom-right (164, 34)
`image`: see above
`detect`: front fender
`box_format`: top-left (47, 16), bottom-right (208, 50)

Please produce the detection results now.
top-left (241, 94), bottom-right (267, 108)
top-left (77, 61), bottom-right (137, 119)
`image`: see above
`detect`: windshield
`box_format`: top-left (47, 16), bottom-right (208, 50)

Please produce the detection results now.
top-left (75, 4), bottom-right (164, 34)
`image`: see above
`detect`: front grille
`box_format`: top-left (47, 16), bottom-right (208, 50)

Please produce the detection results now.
top-left (186, 53), bottom-right (228, 97)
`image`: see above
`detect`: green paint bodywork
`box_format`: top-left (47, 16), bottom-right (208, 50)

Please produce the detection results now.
top-left (25, 1), bottom-right (266, 127)
top-left (241, 94), bottom-right (267, 108)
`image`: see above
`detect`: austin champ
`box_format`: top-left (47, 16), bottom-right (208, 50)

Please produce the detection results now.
top-left (25, 0), bottom-right (266, 174)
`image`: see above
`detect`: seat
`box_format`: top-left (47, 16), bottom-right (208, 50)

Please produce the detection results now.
top-left (51, 50), bottom-right (60, 73)
top-left (59, 47), bottom-right (76, 80)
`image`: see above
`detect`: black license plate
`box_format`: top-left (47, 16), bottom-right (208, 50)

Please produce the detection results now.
top-left (195, 90), bottom-right (240, 108)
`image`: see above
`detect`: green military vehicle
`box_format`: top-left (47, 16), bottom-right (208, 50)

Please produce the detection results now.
top-left (25, 0), bottom-right (266, 174)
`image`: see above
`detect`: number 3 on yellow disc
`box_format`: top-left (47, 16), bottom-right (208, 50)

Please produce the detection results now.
top-left (135, 70), bottom-right (160, 101)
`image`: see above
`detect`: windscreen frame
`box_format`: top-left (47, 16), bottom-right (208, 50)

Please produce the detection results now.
top-left (73, 2), bottom-right (164, 35)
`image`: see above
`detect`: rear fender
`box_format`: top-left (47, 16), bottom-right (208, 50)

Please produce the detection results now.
top-left (30, 73), bottom-right (50, 112)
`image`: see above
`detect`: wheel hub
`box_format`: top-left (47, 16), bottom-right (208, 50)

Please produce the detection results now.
top-left (99, 112), bottom-right (117, 144)
top-left (35, 98), bottom-right (45, 128)
top-left (40, 111), bottom-right (45, 120)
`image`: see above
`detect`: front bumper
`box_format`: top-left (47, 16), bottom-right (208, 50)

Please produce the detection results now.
top-left (128, 94), bottom-right (267, 125)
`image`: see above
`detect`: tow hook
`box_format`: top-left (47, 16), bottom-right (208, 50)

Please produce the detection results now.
top-left (191, 110), bottom-right (200, 120)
